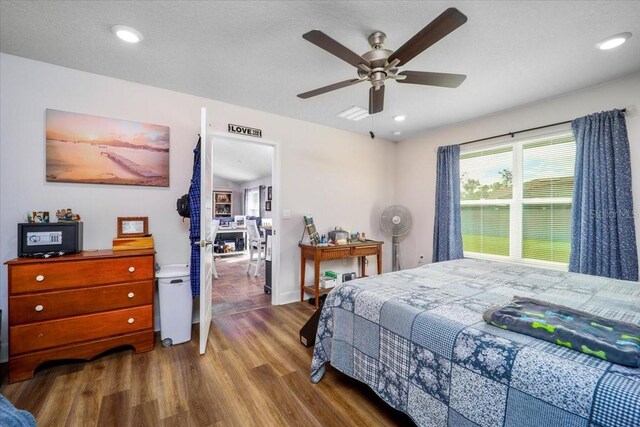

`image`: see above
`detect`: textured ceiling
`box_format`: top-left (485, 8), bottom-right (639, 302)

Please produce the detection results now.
top-left (212, 137), bottom-right (272, 183)
top-left (1, 1), bottom-right (640, 141)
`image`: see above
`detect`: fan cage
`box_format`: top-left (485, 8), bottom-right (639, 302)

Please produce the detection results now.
top-left (380, 205), bottom-right (413, 237)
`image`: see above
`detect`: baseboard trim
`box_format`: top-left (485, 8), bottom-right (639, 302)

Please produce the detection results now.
top-left (276, 290), bottom-right (300, 306)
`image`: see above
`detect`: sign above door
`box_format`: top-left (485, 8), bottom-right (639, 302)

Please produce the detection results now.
top-left (228, 124), bottom-right (262, 138)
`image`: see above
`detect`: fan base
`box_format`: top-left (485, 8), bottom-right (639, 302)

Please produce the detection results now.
top-left (368, 31), bottom-right (387, 49)
top-left (362, 48), bottom-right (392, 68)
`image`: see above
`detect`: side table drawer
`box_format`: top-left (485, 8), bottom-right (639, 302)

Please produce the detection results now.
top-left (9, 256), bottom-right (154, 294)
top-left (351, 245), bottom-right (378, 257)
top-left (9, 280), bottom-right (153, 325)
top-left (320, 247), bottom-right (352, 260)
top-left (9, 305), bottom-right (152, 355)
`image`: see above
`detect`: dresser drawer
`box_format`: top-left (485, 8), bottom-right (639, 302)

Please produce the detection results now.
top-left (351, 245), bottom-right (379, 257)
top-left (9, 280), bottom-right (153, 325)
top-left (9, 305), bottom-right (152, 355)
top-left (9, 255), bottom-right (154, 294)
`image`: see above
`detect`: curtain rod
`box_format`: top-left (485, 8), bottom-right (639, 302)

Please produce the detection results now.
top-left (458, 108), bottom-right (627, 147)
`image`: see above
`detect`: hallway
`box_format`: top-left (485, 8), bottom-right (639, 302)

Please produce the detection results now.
top-left (212, 254), bottom-right (271, 318)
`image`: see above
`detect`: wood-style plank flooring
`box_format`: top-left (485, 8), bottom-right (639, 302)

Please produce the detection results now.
top-left (1, 303), bottom-right (414, 426)
top-left (212, 254), bottom-right (271, 318)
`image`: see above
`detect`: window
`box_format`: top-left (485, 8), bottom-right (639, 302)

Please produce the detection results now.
top-left (246, 188), bottom-right (260, 217)
top-left (460, 132), bottom-right (575, 266)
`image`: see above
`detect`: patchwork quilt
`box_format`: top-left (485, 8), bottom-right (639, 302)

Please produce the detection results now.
top-left (310, 258), bottom-right (640, 427)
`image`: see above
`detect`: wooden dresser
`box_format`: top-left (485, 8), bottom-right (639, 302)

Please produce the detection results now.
top-left (6, 249), bottom-right (155, 383)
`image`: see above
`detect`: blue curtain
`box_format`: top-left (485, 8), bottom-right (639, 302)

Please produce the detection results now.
top-left (569, 109), bottom-right (638, 281)
top-left (433, 144), bottom-right (464, 262)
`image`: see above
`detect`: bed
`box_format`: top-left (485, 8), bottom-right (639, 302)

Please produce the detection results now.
top-left (0, 394), bottom-right (36, 427)
top-left (311, 258), bottom-right (640, 427)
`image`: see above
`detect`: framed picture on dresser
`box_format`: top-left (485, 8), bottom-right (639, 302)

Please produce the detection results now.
top-left (117, 216), bottom-right (148, 238)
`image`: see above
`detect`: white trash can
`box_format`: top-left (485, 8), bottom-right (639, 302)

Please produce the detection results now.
top-left (157, 264), bottom-right (192, 347)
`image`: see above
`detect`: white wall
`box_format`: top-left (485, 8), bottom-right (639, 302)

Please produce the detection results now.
top-left (213, 175), bottom-right (242, 191)
top-left (396, 72), bottom-right (640, 269)
top-left (0, 54), bottom-right (397, 362)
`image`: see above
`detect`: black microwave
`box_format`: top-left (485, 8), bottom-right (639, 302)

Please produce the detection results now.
top-left (17, 222), bottom-right (83, 257)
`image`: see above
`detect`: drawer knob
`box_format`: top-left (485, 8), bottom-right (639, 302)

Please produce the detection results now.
top-left (36, 275), bottom-right (45, 282)
top-left (35, 304), bottom-right (44, 312)
top-left (128, 318), bottom-right (135, 324)
top-left (128, 292), bottom-right (135, 299)
top-left (128, 266), bottom-right (136, 273)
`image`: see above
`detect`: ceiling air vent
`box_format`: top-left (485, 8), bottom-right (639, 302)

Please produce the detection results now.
top-left (337, 106), bottom-right (369, 121)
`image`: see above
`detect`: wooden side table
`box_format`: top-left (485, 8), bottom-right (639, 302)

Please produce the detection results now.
top-left (299, 241), bottom-right (383, 309)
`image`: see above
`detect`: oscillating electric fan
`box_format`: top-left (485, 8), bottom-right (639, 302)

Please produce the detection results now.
top-left (379, 205), bottom-right (413, 271)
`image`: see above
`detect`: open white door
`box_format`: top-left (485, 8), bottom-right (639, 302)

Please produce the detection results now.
top-left (199, 107), bottom-right (213, 355)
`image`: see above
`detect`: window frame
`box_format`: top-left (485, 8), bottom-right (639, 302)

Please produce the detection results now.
top-left (460, 130), bottom-right (575, 270)
top-left (245, 187), bottom-right (260, 217)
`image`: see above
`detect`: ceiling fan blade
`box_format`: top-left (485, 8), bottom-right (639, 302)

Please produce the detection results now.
top-left (303, 30), bottom-right (371, 69)
top-left (369, 85), bottom-right (385, 114)
top-left (396, 71), bottom-right (466, 88)
top-left (389, 8), bottom-right (467, 67)
top-left (297, 78), bottom-right (365, 99)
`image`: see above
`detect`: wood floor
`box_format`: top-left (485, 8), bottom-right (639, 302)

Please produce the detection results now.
top-left (212, 254), bottom-right (271, 319)
top-left (1, 303), bottom-right (414, 426)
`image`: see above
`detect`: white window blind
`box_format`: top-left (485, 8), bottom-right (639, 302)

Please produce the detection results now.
top-left (521, 134), bottom-right (575, 263)
top-left (460, 132), bottom-right (576, 266)
top-left (460, 147), bottom-right (513, 256)
top-left (246, 188), bottom-right (260, 217)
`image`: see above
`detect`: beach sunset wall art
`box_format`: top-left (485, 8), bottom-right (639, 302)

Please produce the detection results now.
top-left (46, 109), bottom-right (170, 187)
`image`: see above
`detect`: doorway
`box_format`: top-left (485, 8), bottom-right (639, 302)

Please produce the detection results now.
top-left (210, 133), bottom-right (279, 318)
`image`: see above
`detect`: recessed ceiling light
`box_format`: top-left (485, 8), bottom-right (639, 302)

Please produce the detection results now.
top-left (111, 25), bottom-right (144, 43)
top-left (393, 115), bottom-right (406, 122)
top-left (393, 131), bottom-right (402, 136)
top-left (596, 32), bottom-right (631, 50)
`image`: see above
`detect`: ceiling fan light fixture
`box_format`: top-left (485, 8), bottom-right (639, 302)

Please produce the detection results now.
top-left (393, 115), bottom-right (406, 122)
top-left (393, 131), bottom-right (402, 136)
top-left (112, 25), bottom-right (144, 43)
top-left (299, 8), bottom-right (468, 114)
top-left (596, 32), bottom-right (631, 50)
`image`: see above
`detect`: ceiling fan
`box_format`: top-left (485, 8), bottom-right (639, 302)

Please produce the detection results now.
top-left (297, 8), bottom-right (468, 115)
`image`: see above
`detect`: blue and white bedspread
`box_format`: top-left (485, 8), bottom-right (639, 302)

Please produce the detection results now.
top-left (310, 258), bottom-right (640, 427)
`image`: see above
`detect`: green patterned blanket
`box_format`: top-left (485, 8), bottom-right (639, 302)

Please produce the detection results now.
top-left (484, 296), bottom-right (640, 367)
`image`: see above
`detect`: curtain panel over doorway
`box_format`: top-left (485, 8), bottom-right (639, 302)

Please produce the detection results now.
top-left (569, 109), bottom-right (638, 281)
top-left (433, 144), bottom-right (464, 262)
